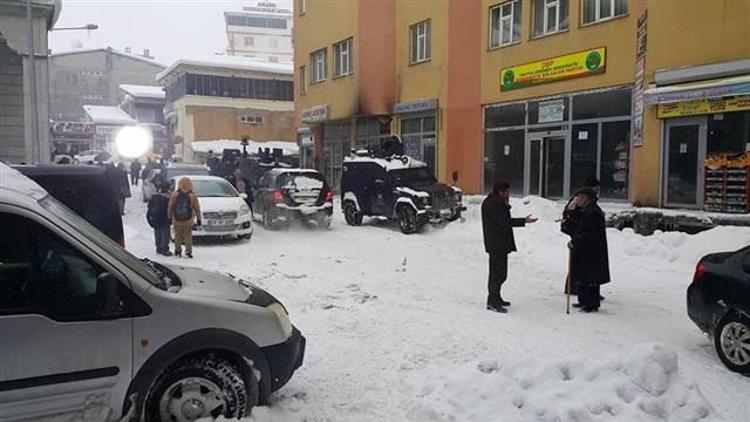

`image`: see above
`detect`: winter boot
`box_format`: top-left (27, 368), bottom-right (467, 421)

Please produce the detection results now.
top-left (186, 252), bottom-right (193, 259)
top-left (174, 249), bottom-right (181, 258)
top-left (486, 295), bottom-right (508, 313)
top-left (498, 296), bottom-right (511, 307)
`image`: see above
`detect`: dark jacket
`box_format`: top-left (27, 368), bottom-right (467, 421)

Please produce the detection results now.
top-left (482, 194), bottom-right (525, 255)
top-left (569, 202), bottom-right (611, 284)
top-left (146, 193), bottom-right (169, 228)
top-left (130, 160), bottom-right (142, 175)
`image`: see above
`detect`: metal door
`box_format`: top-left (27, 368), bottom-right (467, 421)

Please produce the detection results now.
top-left (664, 117), bottom-right (706, 208)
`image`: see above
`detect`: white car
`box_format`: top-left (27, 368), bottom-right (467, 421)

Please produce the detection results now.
top-left (0, 163), bottom-right (305, 421)
top-left (73, 149), bottom-right (109, 164)
top-left (170, 175), bottom-right (254, 239)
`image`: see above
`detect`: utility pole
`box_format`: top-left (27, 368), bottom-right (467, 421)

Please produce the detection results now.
top-left (25, 0), bottom-right (40, 162)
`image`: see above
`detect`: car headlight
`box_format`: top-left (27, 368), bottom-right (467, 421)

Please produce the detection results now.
top-left (239, 204), bottom-right (251, 216)
top-left (267, 302), bottom-right (293, 337)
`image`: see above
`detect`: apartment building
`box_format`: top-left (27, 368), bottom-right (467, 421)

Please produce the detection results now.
top-left (225, 1), bottom-right (293, 63)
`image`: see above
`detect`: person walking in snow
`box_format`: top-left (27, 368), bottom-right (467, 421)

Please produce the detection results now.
top-left (482, 182), bottom-right (537, 313)
top-left (566, 187), bottom-right (610, 312)
top-left (114, 162), bottom-right (130, 215)
top-left (168, 176), bottom-right (201, 258)
top-left (146, 175), bottom-right (172, 256)
top-left (129, 159), bottom-right (142, 186)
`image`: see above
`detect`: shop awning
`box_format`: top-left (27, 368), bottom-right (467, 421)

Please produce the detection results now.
top-left (643, 75), bottom-right (750, 105)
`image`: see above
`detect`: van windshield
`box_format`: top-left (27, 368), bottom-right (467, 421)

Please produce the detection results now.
top-left (39, 195), bottom-right (163, 288)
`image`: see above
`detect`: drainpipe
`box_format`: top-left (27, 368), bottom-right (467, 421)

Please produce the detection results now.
top-left (26, 0), bottom-right (40, 162)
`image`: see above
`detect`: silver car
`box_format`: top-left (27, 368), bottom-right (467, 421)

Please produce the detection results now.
top-left (0, 164), bottom-right (305, 421)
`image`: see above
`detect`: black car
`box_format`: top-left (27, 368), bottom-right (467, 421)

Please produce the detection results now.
top-left (340, 152), bottom-right (465, 234)
top-left (253, 169), bottom-right (333, 229)
top-left (687, 246), bottom-right (750, 373)
top-left (13, 164), bottom-right (126, 246)
top-left (162, 162), bottom-right (210, 181)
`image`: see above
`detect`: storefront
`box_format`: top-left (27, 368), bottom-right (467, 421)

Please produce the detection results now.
top-left (483, 86), bottom-right (632, 199)
top-left (395, 99), bottom-right (438, 175)
top-left (297, 128), bottom-right (314, 169)
top-left (644, 75), bottom-right (750, 212)
top-left (322, 120), bottom-right (351, 190)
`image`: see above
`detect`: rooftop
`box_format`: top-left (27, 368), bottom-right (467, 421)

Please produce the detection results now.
top-left (50, 47), bottom-right (167, 68)
top-left (83, 105), bottom-right (137, 126)
top-left (119, 84), bottom-right (166, 100)
top-left (156, 55), bottom-right (293, 82)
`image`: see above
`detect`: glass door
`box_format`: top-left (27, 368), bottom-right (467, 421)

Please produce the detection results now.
top-left (529, 139), bottom-right (542, 195)
top-left (664, 117), bottom-right (706, 208)
top-left (544, 136), bottom-right (566, 198)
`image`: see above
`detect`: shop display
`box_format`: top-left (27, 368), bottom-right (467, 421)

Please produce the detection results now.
top-left (703, 152), bottom-right (750, 213)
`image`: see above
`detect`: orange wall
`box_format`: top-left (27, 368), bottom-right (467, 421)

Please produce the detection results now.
top-left (447, 0), bottom-right (482, 192)
top-left (189, 107), bottom-right (295, 142)
top-left (358, 0), bottom-right (396, 116)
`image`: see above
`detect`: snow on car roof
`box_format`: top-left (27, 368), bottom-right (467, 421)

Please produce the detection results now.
top-left (190, 139), bottom-right (299, 156)
top-left (83, 105), bottom-right (137, 126)
top-left (0, 162), bottom-right (48, 201)
top-left (168, 175), bottom-right (226, 182)
top-left (266, 168), bottom-right (321, 174)
top-left (343, 155), bottom-right (428, 171)
top-left (119, 84), bottom-right (166, 100)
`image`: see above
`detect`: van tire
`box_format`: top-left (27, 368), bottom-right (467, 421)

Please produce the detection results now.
top-left (397, 205), bottom-right (418, 235)
top-left (143, 353), bottom-right (258, 421)
top-left (343, 201), bottom-right (362, 226)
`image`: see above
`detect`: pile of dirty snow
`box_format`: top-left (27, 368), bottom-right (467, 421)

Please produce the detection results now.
top-left (406, 343), bottom-right (720, 422)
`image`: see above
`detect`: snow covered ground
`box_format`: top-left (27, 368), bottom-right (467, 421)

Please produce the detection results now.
top-left (122, 192), bottom-right (750, 421)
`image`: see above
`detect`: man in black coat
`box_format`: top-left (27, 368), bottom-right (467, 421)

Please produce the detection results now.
top-left (567, 187), bottom-right (610, 312)
top-left (482, 182), bottom-right (537, 313)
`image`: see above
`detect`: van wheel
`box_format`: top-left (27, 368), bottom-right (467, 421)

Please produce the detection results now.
top-left (344, 201), bottom-right (362, 226)
top-left (397, 205), bottom-right (418, 234)
top-left (714, 312), bottom-right (750, 374)
top-left (144, 354), bottom-right (258, 421)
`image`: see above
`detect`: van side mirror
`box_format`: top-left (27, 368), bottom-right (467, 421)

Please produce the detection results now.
top-left (97, 272), bottom-right (123, 318)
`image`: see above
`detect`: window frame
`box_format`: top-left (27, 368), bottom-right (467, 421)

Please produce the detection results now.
top-left (244, 36), bottom-right (254, 47)
top-left (533, 0), bottom-right (569, 38)
top-left (409, 19), bottom-right (432, 65)
top-left (310, 48), bottom-right (327, 84)
top-left (489, 0), bottom-right (522, 49)
top-left (298, 0), bottom-right (307, 16)
top-left (298, 65), bottom-right (307, 95)
top-left (333, 37), bottom-right (354, 78)
top-left (581, 0), bottom-right (628, 26)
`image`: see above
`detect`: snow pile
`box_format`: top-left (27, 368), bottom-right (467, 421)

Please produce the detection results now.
top-left (407, 343), bottom-right (720, 422)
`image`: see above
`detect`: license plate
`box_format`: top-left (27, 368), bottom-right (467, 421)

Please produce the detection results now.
top-left (208, 219), bottom-right (234, 226)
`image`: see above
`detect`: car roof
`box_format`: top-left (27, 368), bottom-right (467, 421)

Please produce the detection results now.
top-left (167, 163), bottom-right (209, 169)
top-left (12, 164), bottom-right (107, 177)
top-left (267, 168), bottom-right (321, 175)
top-left (169, 175), bottom-right (228, 182)
top-left (343, 155), bottom-right (428, 171)
top-left (0, 162), bottom-right (49, 203)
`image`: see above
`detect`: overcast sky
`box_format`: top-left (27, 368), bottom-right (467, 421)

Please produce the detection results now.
top-left (49, 0), bottom-right (291, 65)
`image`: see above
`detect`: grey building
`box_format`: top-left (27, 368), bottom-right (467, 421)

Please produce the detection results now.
top-left (119, 84), bottom-right (169, 155)
top-left (0, 0), bottom-right (60, 164)
top-left (49, 48), bottom-right (165, 123)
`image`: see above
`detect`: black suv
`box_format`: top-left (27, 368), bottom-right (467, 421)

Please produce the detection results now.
top-left (340, 148), bottom-right (465, 234)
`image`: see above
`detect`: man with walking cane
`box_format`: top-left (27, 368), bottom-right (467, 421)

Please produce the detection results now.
top-left (563, 187), bottom-right (610, 313)
top-left (482, 182), bottom-right (537, 313)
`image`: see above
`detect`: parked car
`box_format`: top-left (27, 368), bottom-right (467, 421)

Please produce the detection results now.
top-left (0, 163), bottom-right (305, 420)
top-left (13, 164), bottom-right (125, 246)
top-left (170, 175), bottom-right (254, 239)
top-left (687, 247), bottom-right (750, 373)
top-left (341, 153), bottom-right (465, 234)
top-left (252, 168), bottom-right (333, 230)
top-left (141, 168), bottom-right (162, 202)
top-left (74, 149), bottom-right (110, 164)
top-left (163, 162), bottom-right (210, 182)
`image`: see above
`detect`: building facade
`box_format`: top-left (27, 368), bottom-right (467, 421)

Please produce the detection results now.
top-left (156, 57), bottom-right (294, 162)
top-left (225, 1), bottom-right (293, 63)
top-left (0, 0), bottom-right (60, 164)
top-left (294, 0), bottom-right (750, 212)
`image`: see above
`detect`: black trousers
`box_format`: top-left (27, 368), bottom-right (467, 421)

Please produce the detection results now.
top-left (487, 252), bottom-right (508, 296)
top-left (577, 282), bottom-right (601, 309)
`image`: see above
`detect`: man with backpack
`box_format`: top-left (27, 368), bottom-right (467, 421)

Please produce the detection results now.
top-left (146, 175), bottom-right (171, 256)
top-left (168, 176), bottom-right (201, 258)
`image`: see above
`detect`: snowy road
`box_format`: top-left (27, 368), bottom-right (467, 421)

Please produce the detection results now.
top-left (123, 192), bottom-right (750, 421)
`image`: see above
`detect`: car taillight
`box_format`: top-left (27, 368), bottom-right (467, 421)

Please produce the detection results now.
top-left (325, 188), bottom-right (334, 202)
top-left (693, 261), bottom-right (707, 284)
top-left (272, 190), bottom-right (284, 202)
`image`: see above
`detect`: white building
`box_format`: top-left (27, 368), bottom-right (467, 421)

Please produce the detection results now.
top-left (224, 1), bottom-right (292, 63)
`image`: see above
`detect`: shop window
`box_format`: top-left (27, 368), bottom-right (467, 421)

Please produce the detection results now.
top-left (529, 98), bottom-right (568, 124)
top-left (484, 130), bottom-right (525, 194)
top-left (311, 48), bottom-right (327, 83)
top-left (533, 0), bottom-right (569, 38)
top-left (489, 0), bottom-right (522, 48)
top-left (572, 88), bottom-right (631, 120)
top-left (402, 116), bottom-right (437, 173)
top-left (333, 38), bottom-right (354, 77)
top-left (323, 122), bottom-right (351, 190)
top-left (410, 20), bottom-right (431, 64)
top-left (582, 0), bottom-right (628, 25)
top-left (485, 103), bottom-right (525, 128)
top-left (571, 123), bottom-right (599, 192)
top-left (707, 112), bottom-right (750, 154)
top-left (600, 121), bottom-right (630, 199)
top-left (356, 116), bottom-right (389, 149)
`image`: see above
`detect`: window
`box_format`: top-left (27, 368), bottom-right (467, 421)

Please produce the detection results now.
top-left (184, 73), bottom-right (293, 101)
top-left (311, 49), bottom-right (327, 83)
top-left (299, 66), bottom-right (307, 95)
top-left (268, 56), bottom-right (279, 63)
top-left (533, 0), bottom-right (569, 37)
top-left (572, 88), bottom-right (631, 120)
top-left (333, 38), bottom-right (354, 77)
top-left (226, 15), bottom-right (287, 29)
top-left (298, 0), bottom-right (307, 15)
top-left (410, 20), bottom-right (431, 64)
top-left (269, 37), bottom-right (279, 48)
top-left (240, 115), bottom-right (263, 125)
top-left (484, 130), bottom-right (525, 194)
top-left (490, 1), bottom-right (522, 48)
top-left (582, 0), bottom-right (628, 25)
top-left (244, 36), bottom-right (255, 47)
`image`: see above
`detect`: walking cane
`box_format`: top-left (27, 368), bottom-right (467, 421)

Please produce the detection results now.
top-left (565, 248), bottom-right (572, 314)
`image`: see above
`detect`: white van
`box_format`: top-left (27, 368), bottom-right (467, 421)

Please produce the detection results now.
top-left (0, 164), bottom-right (305, 421)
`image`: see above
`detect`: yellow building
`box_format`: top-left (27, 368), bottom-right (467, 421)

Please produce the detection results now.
top-left (157, 56), bottom-right (294, 161)
top-left (295, 0), bottom-right (750, 212)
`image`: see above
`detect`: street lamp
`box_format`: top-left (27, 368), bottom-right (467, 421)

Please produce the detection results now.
top-left (51, 23), bottom-right (99, 31)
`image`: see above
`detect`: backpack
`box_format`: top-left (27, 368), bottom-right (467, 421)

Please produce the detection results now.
top-left (173, 191), bottom-right (193, 221)
top-left (147, 195), bottom-right (169, 228)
